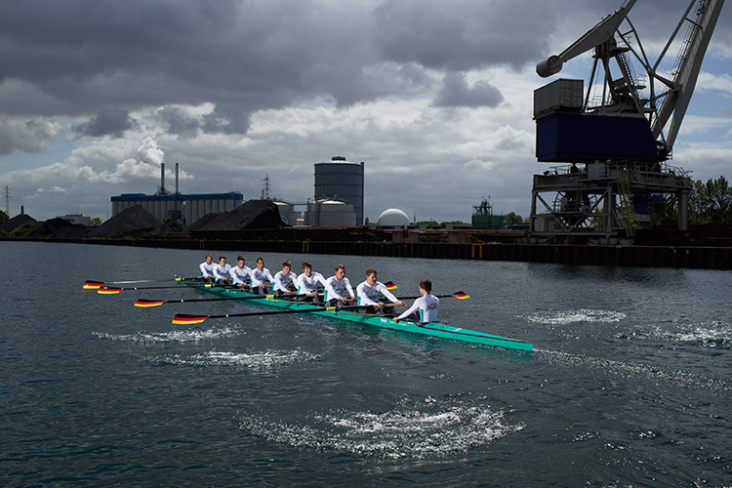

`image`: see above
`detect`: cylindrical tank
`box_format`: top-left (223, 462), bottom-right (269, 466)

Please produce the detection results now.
top-left (314, 156), bottom-right (364, 225)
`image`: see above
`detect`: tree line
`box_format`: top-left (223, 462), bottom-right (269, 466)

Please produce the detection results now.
top-left (690, 176), bottom-right (732, 225)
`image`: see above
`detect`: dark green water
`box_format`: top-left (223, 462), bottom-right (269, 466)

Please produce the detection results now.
top-left (1, 241), bottom-right (730, 487)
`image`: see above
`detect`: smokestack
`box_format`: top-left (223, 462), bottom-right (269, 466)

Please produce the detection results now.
top-left (175, 163), bottom-right (179, 194)
top-left (160, 163), bottom-right (166, 193)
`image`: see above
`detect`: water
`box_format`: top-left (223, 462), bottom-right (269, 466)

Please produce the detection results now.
top-left (1, 241), bottom-right (730, 487)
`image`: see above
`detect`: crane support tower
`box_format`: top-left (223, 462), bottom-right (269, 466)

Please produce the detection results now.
top-left (529, 0), bottom-right (724, 241)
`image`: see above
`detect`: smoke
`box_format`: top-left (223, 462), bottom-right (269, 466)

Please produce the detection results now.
top-left (137, 136), bottom-right (165, 166)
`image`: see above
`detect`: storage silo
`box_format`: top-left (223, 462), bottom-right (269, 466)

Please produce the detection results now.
top-left (314, 156), bottom-right (364, 225)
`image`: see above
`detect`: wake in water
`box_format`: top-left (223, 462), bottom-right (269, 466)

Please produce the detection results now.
top-left (237, 397), bottom-right (523, 459)
top-left (523, 309), bottom-right (626, 326)
top-left (637, 320), bottom-right (732, 348)
top-left (92, 327), bottom-right (242, 343)
top-left (149, 348), bottom-right (320, 369)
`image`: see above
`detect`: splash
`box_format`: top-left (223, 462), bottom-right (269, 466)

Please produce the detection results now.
top-left (92, 327), bottom-right (241, 343)
top-left (523, 309), bottom-right (626, 325)
top-left (150, 349), bottom-right (320, 368)
top-left (137, 136), bottom-right (164, 166)
top-left (238, 398), bottom-right (523, 459)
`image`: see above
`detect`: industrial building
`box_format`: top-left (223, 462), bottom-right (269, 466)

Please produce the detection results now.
top-left (111, 192), bottom-right (243, 225)
top-left (304, 198), bottom-right (356, 227)
top-left (314, 156), bottom-right (364, 225)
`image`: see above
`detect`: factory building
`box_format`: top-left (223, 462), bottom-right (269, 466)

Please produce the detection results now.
top-left (314, 156), bottom-right (364, 225)
top-left (305, 198), bottom-right (356, 227)
top-left (111, 192), bottom-right (243, 225)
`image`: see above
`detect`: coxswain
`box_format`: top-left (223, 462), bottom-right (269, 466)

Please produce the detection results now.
top-left (324, 264), bottom-right (356, 308)
top-left (199, 254), bottom-right (215, 282)
top-left (356, 268), bottom-right (404, 315)
top-left (230, 255), bottom-right (252, 290)
top-left (213, 255), bottom-right (233, 285)
top-left (297, 261), bottom-right (327, 303)
top-left (273, 260), bottom-right (299, 297)
top-left (250, 257), bottom-right (275, 296)
top-left (394, 279), bottom-right (438, 323)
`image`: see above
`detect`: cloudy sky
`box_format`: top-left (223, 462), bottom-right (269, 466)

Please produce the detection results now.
top-left (0, 0), bottom-right (730, 223)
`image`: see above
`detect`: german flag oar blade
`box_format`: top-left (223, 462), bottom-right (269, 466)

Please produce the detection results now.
top-left (83, 280), bottom-right (105, 289)
top-left (452, 291), bottom-right (470, 299)
top-left (172, 313), bottom-right (209, 325)
top-left (135, 299), bottom-right (167, 308)
top-left (97, 287), bottom-right (123, 295)
top-left (383, 281), bottom-right (398, 290)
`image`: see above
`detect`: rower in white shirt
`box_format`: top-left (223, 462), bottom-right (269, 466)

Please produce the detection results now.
top-left (229, 255), bottom-right (252, 289)
top-left (199, 254), bottom-right (215, 282)
top-left (213, 255), bottom-right (233, 285)
top-left (356, 267), bottom-right (404, 315)
top-left (250, 257), bottom-right (275, 296)
top-left (394, 279), bottom-right (439, 323)
top-left (273, 260), bottom-right (299, 296)
top-left (324, 264), bottom-right (356, 308)
top-left (297, 261), bottom-right (327, 303)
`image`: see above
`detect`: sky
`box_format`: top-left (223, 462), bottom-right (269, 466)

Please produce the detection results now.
top-left (0, 0), bottom-right (730, 223)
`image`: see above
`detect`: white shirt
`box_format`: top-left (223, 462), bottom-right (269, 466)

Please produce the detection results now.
top-left (297, 271), bottom-right (327, 294)
top-left (213, 263), bottom-right (232, 282)
top-left (250, 267), bottom-right (274, 288)
top-left (356, 280), bottom-right (399, 306)
top-left (274, 270), bottom-right (299, 292)
top-left (397, 294), bottom-right (439, 322)
top-left (199, 261), bottom-right (215, 277)
top-left (230, 265), bottom-right (252, 285)
top-left (324, 275), bottom-right (354, 301)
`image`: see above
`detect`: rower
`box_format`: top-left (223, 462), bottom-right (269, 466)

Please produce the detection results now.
top-left (213, 255), bottom-right (233, 285)
top-left (394, 279), bottom-right (438, 323)
top-left (230, 255), bottom-right (252, 290)
top-left (250, 257), bottom-right (275, 296)
top-left (324, 264), bottom-right (356, 308)
top-left (273, 260), bottom-right (299, 297)
top-left (199, 254), bottom-right (215, 282)
top-left (297, 261), bottom-right (327, 303)
top-left (356, 268), bottom-right (404, 315)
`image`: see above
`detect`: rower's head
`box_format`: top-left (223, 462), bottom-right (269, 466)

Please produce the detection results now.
top-left (282, 260), bottom-right (292, 274)
top-left (419, 279), bottom-right (432, 294)
top-left (205, 254), bottom-right (213, 264)
top-left (302, 261), bottom-right (313, 277)
top-left (334, 264), bottom-right (346, 280)
top-left (218, 255), bottom-right (227, 265)
top-left (365, 267), bottom-right (378, 285)
top-left (237, 255), bottom-right (246, 268)
top-left (256, 257), bottom-right (264, 269)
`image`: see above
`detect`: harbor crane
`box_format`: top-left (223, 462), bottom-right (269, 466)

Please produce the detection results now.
top-left (529, 0), bottom-right (725, 242)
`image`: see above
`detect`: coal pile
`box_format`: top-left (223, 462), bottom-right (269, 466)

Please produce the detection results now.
top-left (23, 218), bottom-right (88, 239)
top-left (191, 199), bottom-right (283, 230)
top-left (0, 214), bottom-right (37, 235)
top-left (88, 205), bottom-right (162, 238)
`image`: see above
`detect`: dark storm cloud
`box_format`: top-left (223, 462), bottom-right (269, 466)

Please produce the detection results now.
top-left (433, 72), bottom-right (503, 107)
top-left (73, 108), bottom-right (137, 138)
top-left (0, 120), bottom-right (56, 155)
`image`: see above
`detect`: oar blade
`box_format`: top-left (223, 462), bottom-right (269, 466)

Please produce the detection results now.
top-left (98, 287), bottom-right (123, 295)
top-left (135, 299), bottom-right (167, 308)
top-left (83, 280), bottom-right (105, 290)
top-left (383, 281), bottom-right (398, 290)
top-left (452, 291), bottom-right (470, 299)
top-left (172, 313), bottom-right (210, 325)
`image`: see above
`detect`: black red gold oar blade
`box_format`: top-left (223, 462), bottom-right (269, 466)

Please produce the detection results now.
top-left (452, 291), bottom-right (470, 299)
top-left (83, 280), bottom-right (105, 290)
top-left (97, 286), bottom-right (123, 295)
top-left (172, 313), bottom-right (210, 325)
top-left (383, 281), bottom-right (398, 290)
top-left (135, 299), bottom-right (168, 308)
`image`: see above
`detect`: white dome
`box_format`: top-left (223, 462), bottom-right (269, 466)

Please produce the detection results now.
top-left (376, 208), bottom-right (410, 227)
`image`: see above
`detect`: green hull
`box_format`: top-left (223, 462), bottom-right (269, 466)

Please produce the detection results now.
top-left (185, 284), bottom-right (533, 352)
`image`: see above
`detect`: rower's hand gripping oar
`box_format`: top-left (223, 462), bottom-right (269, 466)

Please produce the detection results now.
top-left (135, 293), bottom-right (316, 308)
top-left (172, 305), bottom-right (339, 325)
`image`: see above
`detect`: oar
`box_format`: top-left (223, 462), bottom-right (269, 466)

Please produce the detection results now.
top-left (172, 305), bottom-right (337, 325)
top-left (397, 291), bottom-right (470, 300)
top-left (135, 293), bottom-right (315, 308)
top-left (383, 281), bottom-right (397, 290)
top-left (98, 283), bottom-right (231, 294)
top-left (83, 277), bottom-right (199, 290)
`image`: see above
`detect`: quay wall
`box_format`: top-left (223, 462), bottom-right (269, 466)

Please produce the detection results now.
top-left (18, 237), bottom-right (732, 270)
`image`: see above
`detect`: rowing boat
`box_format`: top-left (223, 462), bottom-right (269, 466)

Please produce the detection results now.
top-left (176, 282), bottom-right (534, 351)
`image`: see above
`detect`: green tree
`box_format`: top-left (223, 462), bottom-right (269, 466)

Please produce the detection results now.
top-left (690, 176), bottom-right (732, 224)
top-left (504, 212), bottom-right (524, 227)
top-left (0, 210), bottom-right (8, 225)
top-left (89, 217), bottom-right (102, 226)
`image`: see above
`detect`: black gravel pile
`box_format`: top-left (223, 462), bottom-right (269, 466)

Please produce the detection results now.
top-left (89, 205), bottom-right (162, 238)
top-left (23, 218), bottom-right (88, 239)
top-left (191, 199), bottom-right (283, 230)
